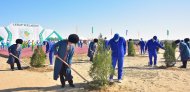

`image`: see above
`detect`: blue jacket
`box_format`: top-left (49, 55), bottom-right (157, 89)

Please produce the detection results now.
top-left (139, 40), bottom-right (145, 48)
top-left (87, 42), bottom-right (97, 57)
top-left (49, 41), bottom-right (55, 53)
top-left (105, 40), bottom-right (109, 48)
top-left (145, 39), bottom-right (164, 54)
top-left (1, 41), bottom-right (4, 45)
top-left (50, 44), bottom-right (55, 53)
top-left (108, 37), bottom-right (126, 57)
top-left (185, 42), bottom-right (190, 49)
top-left (7, 44), bottom-right (22, 64)
top-left (45, 41), bottom-right (54, 53)
top-left (179, 42), bottom-right (190, 61)
top-left (53, 40), bottom-right (74, 80)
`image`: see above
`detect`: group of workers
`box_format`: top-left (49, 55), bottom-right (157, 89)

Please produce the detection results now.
top-left (0, 40), bottom-right (10, 49)
top-left (5, 33), bottom-right (190, 88)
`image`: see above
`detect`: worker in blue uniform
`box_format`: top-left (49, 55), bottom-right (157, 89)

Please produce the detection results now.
top-left (87, 39), bottom-right (98, 61)
top-left (53, 34), bottom-right (79, 88)
top-left (108, 33), bottom-right (126, 83)
top-left (145, 36), bottom-right (165, 67)
top-left (1, 40), bottom-right (5, 49)
top-left (184, 38), bottom-right (190, 49)
top-left (46, 40), bottom-right (55, 65)
top-left (104, 37), bottom-right (109, 49)
top-left (175, 39), bottom-right (190, 68)
top-left (7, 39), bottom-right (23, 71)
top-left (139, 38), bottom-right (145, 55)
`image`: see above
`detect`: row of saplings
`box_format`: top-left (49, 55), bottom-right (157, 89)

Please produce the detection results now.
top-left (128, 40), bottom-right (177, 67)
top-left (29, 39), bottom-right (177, 89)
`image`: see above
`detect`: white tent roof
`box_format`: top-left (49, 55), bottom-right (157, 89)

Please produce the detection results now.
top-left (79, 36), bottom-right (88, 40)
top-left (6, 23), bottom-right (43, 44)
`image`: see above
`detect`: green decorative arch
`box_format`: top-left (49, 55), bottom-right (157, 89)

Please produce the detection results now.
top-left (0, 36), bottom-right (4, 41)
top-left (45, 31), bottom-right (63, 41)
top-left (5, 27), bottom-right (12, 43)
top-left (39, 29), bottom-right (45, 43)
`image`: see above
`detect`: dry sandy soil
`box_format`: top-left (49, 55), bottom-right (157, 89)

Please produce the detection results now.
top-left (0, 50), bottom-right (190, 92)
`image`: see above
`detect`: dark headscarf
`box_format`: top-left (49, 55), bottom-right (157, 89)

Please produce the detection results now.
top-left (16, 39), bottom-right (23, 44)
top-left (68, 34), bottom-right (79, 43)
top-left (94, 39), bottom-right (98, 43)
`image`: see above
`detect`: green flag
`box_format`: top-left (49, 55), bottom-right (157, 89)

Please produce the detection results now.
top-left (92, 27), bottom-right (93, 34)
top-left (167, 30), bottom-right (169, 36)
top-left (126, 30), bottom-right (128, 36)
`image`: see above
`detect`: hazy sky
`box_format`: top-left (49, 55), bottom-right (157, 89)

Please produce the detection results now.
top-left (0, 0), bottom-right (190, 40)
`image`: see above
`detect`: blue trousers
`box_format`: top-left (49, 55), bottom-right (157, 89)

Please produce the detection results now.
top-left (1, 44), bottom-right (4, 49)
top-left (140, 47), bottom-right (145, 55)
top-left (148, 52), bottom-right (157, 65)
top-left (7, 44), bottom-right (10, 48)
top-left (110, 56), bottom-right (124, 80)
top-left (49, 51), bottom-right (54, 65)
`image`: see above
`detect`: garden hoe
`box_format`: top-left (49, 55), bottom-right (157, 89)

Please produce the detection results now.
top-left (56, 56), bottom-right (90, 83)
top-left (10, 54), bottom-right (30, 68)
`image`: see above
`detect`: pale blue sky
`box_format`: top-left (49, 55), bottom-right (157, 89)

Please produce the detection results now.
top-left (0, 0), bottom-right (190, 40)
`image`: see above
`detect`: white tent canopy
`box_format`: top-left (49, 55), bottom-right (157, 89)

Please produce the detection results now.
top-left (6, 23), bottom-right (43, 44)
top-left (0, 23), bottom-right (63, 44)
top-left (79, 36), bottom-right (88, 40)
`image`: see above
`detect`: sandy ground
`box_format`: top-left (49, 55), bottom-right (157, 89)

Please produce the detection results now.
top-left (0, 50), bottom-right (190, 92)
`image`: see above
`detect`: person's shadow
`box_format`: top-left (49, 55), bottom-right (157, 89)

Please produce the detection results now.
top-left (0, 83), bottom-right (89, 92)
top-left (72, 60), bottom-right (90, 64)
top-left (0, 69), bottom-right (10, 71)
top-left (0, 66), bottom-right (30, 71)
top-left (121, 66), bottom-right (167, 70)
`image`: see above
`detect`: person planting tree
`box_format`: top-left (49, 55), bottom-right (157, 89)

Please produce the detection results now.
top-left (145, 36), bottom-right (165, 67)
top-left (7, 39), bottom-right (23, 71)
top-left (175, 39), bottom-right (190, 68)
top-left (108, 33), bottom-right (126, 83)
top-left (53, 34), bottom-right (79, 88)
top-left (87, 38), bottom-right (98, 61)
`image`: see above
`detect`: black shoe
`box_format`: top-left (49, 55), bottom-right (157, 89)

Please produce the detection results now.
top-left (179, 66), bottom-right (186, 68)
top-left (69, 84), bottom-right (75, 87)
top-left (61, 85), bottom-right (65, 88)
top-left (11, 69), bottom-right (14, 71)
top-left (18, 68), bottom-right (23, 70)
top-left (148, 64), bottom-right (152, 67)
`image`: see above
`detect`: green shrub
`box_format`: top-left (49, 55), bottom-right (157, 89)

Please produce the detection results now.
top-left (128, 40), bottom-right (136, 56)
top-left (89, 39), bottom-right (114, 88)
top-left (30, 46), bottom-right (46, 67)
top-left (172, 41), bottom-right (177, 49)
top-left (164, 41), bottom-right (176, 67)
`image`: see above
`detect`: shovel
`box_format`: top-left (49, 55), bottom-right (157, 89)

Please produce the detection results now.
top-left (56, 56), bottom-right (89, 83)
top-left (10, 53), bottom-right (30, 68)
